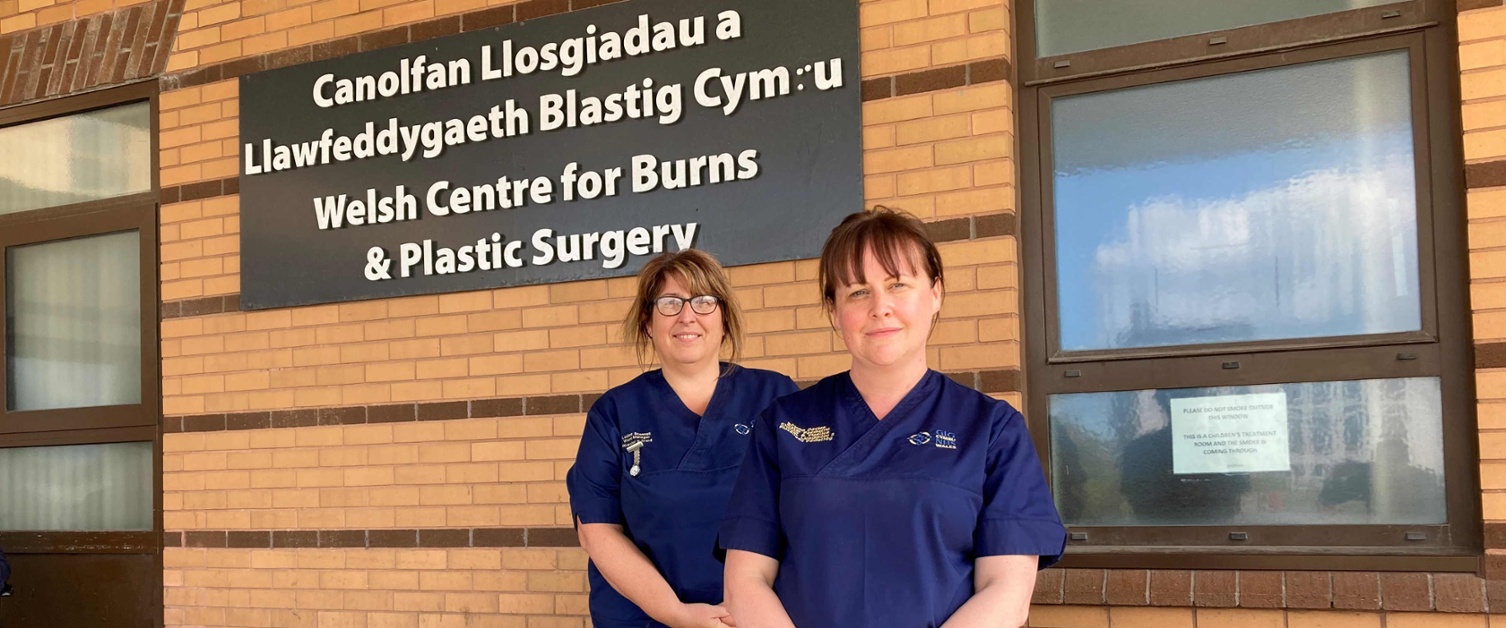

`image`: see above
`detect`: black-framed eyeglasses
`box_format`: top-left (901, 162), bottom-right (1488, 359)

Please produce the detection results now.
top-left (653, 295), bottom-right (720, 316)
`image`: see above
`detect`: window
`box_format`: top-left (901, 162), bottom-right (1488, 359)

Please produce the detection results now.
top-left (0, 442), bottom-right (154, 531)
top-left (1019, 0), bottom-right (1476, 568)
top-left (0, 83), bottom-right (160, 554)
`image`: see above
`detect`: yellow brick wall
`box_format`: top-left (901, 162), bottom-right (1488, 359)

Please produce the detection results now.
top-left (1463, 4), bottom-right (1506, 573)
top-left (159, 80), bottom-right (241, 191)
top-left (164, 546), bottom-right (590, 627)
top-left (162, 416), bottom-right (582, 531)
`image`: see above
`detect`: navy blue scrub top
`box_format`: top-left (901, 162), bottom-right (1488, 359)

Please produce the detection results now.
top-left (719, 370), bottom-right (1066, 628)
top-left (566, 364), bottom-right (798, 628)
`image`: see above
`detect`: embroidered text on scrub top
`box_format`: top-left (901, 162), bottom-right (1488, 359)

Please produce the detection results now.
top-left (622, 432), bottom-right (653, 476)
top-left (935, 430), bottom-right (958, 449)
top-left (778, 422), bottom-right (834, 443)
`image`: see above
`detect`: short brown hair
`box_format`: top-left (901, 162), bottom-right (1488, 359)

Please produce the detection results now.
top-left (818, 206), bottom-right (944, 313)
top-left (622, 249), bottom-right (744, 368)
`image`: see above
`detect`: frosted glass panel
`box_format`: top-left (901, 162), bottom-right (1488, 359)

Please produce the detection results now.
top-left (0, 441), bottom-right (153, 531)
top-left (1051, 51), bottom-right (1419, 352)
top-left (7, 231), bottom-right (141, 411)
top-left (1050, 378), bottom-right (1445, 527)
top-left (0, 101), bottom-right (151, 215)
top-left (1035, 0), bottom-right (1398, 57)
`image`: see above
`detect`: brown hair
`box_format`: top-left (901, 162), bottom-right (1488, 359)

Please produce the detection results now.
top-left (818, 206), bottom-right (945, 313)
top-left (622, 249), bottom-right (744, 368)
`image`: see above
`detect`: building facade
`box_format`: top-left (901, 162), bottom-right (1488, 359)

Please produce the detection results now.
top-left (0, 0), bottom-right (1500, 626)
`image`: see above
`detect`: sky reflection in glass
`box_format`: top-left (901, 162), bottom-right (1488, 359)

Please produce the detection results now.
top-left (1051, 50), bottom-right (1420, 352)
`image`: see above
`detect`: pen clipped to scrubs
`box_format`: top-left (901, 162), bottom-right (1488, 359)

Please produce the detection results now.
top-left (720, 207), bottom-right (1067, 628)
top-left (567, 249), bottom-right (798, 628)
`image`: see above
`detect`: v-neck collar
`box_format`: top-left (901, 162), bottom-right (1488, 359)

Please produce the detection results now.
top-left (652, 363), bottom-right (733, 421)
top-left (654, 365), bottom-right (739, 472)
top-left (840, 369), bottom-right (939, 425)
top-left (820, 370), bottom-right (940, 475)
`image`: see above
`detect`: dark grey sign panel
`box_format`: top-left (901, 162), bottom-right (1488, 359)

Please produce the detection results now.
top-left (238, 0), bottom-right (861, 309)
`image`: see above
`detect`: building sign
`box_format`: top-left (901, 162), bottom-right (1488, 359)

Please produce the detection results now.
top-left (1170, 393), bottom-right (1291, 474)
top-left (237, 0), bottom-right (860, 309)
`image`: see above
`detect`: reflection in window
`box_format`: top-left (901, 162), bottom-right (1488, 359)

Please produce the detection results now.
top-left (1052, 51), bottom-right (1420, 352)
top-left (1035, 0), bottom-right (1398, 57)
top-left (0, 102), bottom-right (151, 216)
top-left (0, 442), bottom-right (153, 531)
top-left (7, 231), bottom-right (141, 411)
top-left (1049, 377), bottom-right (1445, 527)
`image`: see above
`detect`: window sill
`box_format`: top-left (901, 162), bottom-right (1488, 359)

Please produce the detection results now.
top-left (1057, 547), bottom-right (1480, 573)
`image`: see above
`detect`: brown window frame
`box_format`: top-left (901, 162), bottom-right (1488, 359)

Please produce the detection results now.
top-left (1018, 2), bottom-right (1479, 572)
top-left (1019, 0), bottom-right (1440, 86)
top-left (0, 81), bottom-right (162, 561)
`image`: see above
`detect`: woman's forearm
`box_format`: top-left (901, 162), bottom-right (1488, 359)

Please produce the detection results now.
top-left (937, 583), bottom-right (1030, 628)
top-left (577, 523), bottom-right (693, 624)
top-left (938, 555), bottom-right (1037, 628)
top-left (724, 550), bottom-right (796, 628)
top-left (725, 574), bottom-right (796, 628)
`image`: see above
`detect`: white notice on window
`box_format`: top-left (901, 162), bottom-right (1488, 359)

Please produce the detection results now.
top-left (1170, 392), bottom-right (1290, 475)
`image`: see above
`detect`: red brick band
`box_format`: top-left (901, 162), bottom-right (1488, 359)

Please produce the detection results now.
top-left (924, 212), bottom-right (1016, 243)
top-left (160, 369), bottom-right (1025, 434)
top-left (163, 394), bottom-right (576, 434)
top-left (1460, 0), bottom-right (1504, 12)
top-left (1034, 568), bottom-right (1502, 613)
top-left (164, 527), bottom-right (578, 549)
top-left (158, 174), bottom-right (238, 206)
top-left (862, 58), bottom-right (1011, 102)
top-left (1476, 341), bottom-right (1506, 369)
top-left (0, 0), bottom-right (183, 107)
top-left (1467, 160), bottom-right (1506, 189)
top-left (159, 292), bottom-right (239, 319)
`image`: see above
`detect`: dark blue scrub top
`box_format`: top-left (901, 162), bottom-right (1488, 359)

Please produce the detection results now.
top-left (566, 364), bottom-right (798, 628)
top-left (719, 370), bottom-right (1066, 628)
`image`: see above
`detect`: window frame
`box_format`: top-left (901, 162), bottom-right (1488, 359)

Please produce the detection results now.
top-left (1018, 0), bottom-right (1437, 86)
top-left (1035, 36), bottom-right (1441, 364)
top-left (1018, 5), bottom-right (1479, 571)
top-left (0, 81), bottom-right (161, 558)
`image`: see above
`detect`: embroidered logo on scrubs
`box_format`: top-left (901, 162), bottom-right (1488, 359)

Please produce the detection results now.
top-left (934, 430), bottom-right (958, 450)
top-left (734, 424), bottom-right (752, 436)
top-left (621, 432), bottom-right (653, 476)
top-left (779, 421), bottom-right (834, 443)
top-left (907, 431), bottom-right (932, 446)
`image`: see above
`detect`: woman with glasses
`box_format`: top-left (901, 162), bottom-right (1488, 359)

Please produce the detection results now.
top-left (567, 249), bottom-right (797, 628)
top-left (720, 208), bottom-right (1065, 627)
